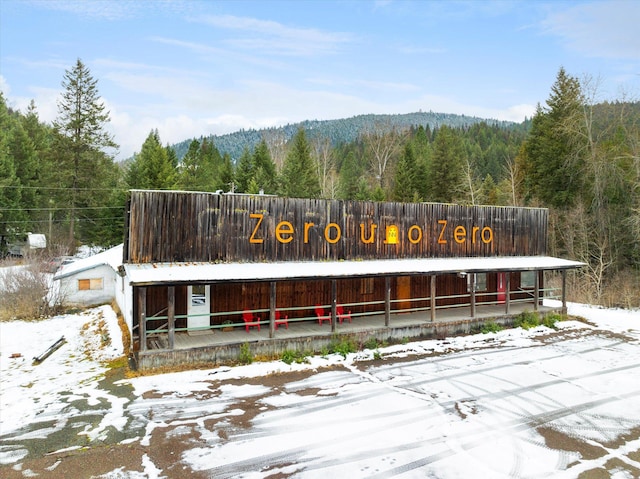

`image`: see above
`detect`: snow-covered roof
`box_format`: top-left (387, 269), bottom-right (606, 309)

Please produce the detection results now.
top-left (54, 244), bottom-right (123, 280)
top-left (123, 255), bottom-right (585, 286)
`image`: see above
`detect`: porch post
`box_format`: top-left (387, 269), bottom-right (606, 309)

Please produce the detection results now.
top-left (561, 270), bottom-right (567, 314)
top-left (138, 287), bottom-right (147, 352)
top-left (470, 273), bottom-right (476, 318)
top-left (385, 276), bottom-right (391, 327)
top-left (430, 275), bottom-right (436, 322)
top-left (505, 272), bottom-right (511, 315)
top-left (167, 286), bottom-right (175, 350)
top-left (269, 281), bottom-right (276, 338)
top-left (534, 271), bottom-right (540, 311)
top-left (331, 279), bottom-right (337, 333)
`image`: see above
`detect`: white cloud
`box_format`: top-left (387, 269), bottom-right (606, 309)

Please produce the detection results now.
top-left (0, 75), bottom-right (10, 96)
top-left (542, 1), bottom-right (640, 60)
top-left (195, 14), bottom-right (354, 56)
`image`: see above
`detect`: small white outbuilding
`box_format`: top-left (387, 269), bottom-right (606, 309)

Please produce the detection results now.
top-left (54, 244), bottom-right (123, 308)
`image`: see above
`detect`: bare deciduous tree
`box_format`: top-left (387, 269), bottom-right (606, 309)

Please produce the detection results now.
top-left (362, 122), bottom-right (406, 188)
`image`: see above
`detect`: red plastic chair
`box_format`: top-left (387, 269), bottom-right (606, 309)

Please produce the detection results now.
top-left (337, 305), bottom-right (352, 324)
top-left (315, 305), bottom-right (331, 325)
top-left (242, 310), bottom-right (261, 333)
top-left (275, 310), bottom-right (288, 330)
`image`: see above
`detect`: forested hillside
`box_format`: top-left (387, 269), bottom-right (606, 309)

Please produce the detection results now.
top-left (172, 112), bottom-right (522, 162)
top-left (1, 63), bottom-right (638, 307)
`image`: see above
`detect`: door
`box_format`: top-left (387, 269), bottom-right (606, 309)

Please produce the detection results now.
top-left (497, 273), bottom-right (506, 304)
top-left (187, 285), bottom-right (210, 335)
top-left (396, 276), bottom-right (412, 311)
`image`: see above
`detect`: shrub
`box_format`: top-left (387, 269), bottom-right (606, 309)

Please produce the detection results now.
top-left (238, 343), bottom-right (253, 365)
top-left (281, 349), bottom-right (309, 365)
top-left (480, 321), bottom-right (503, 334)
top-left (329, 335), bottom-right (357, 358)
top-left (541, 312), bottom-right (565, 329)
top-left (363, 337), bottom-right (380, 350)
top-left (0, 261), bottom-right (65, 321)
top-left (514, 310), bottom-right (540, 330)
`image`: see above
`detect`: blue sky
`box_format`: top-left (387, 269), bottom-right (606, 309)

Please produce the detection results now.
top-left (1, 0), bottom-right (639, 160)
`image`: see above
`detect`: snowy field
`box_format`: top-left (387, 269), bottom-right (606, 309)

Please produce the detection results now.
top-left (1, 301), bottom-right (639, 478)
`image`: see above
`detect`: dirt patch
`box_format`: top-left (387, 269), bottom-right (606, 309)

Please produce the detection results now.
top-left (537, 426), bottom-right (607, 460)
top-left (0, 443), bottom-right (148, 479)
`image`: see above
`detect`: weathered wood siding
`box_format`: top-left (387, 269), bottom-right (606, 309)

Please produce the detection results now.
top-left (124, 191), bottom-right (548, 264)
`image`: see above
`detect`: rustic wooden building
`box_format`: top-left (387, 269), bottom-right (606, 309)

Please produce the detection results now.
top-left (119, 190), bottom-right (583, 369)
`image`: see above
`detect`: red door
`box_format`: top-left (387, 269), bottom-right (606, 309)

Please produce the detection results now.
top-left (497, 272), bottom-right (506, 304)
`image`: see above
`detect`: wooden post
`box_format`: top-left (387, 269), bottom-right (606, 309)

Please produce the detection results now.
top-left (331, 280), bottom-right (337, 332)
top-left (505, 273), bottom-right (511, 315)
top-left (534, 271), bottom-right (540, 311)
top-left (138, 287), bottom-right (147, 352)
top-left (470, 273), bottom-right (476, 318)
top-left (561, 270), bottom-right (567, 314)
top-left (168, 286), bottom-right (175, 350)
top-left (385, 276), bottom-right (391, 327)
top-left (270, 281), bottom-right (276, 338)
top-left (430, 275), bottom-right (436, 322)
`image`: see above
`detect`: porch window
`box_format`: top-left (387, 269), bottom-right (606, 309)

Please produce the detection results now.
top-left (521, 271), bottom-right (536, 289)
top-left (78, 278), bottom-right (103, 291)
top-left (475, 273), bottom-right (487, 292)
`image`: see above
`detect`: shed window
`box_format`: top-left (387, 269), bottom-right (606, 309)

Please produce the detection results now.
top-left (521, 271), bottom-right (536, 289)
top-left (78, 278), bottom-right (103, 291)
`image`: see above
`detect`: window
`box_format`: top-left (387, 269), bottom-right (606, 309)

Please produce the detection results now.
top-left (78, 278), bottom-right (103, 291)
top-left (475, 273), bottom-right (487, 292)
top-left (191, 285), bottom-right (206, 306)
top-left (361, 277), bottom-right (375, 295)
top-left (521, 271), bottom-right (536, 289)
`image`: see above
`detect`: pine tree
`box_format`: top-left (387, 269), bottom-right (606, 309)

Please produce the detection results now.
top-left (280, 128), bottom-right (321, 198)
top-left (126, 130), bottom-right (176, 190)
top-left (253, 139), bottom-right (277, 194)
top-left (520, 67), bottom-right (584, 207)
top-left (429, 125), bottom-right (467, 203)
top-left (392, 142), bottom-right (418, 202)
top-left (234, 147), bottom-right (254, 193)
top-left (52, 59), bottom-right (117, 248)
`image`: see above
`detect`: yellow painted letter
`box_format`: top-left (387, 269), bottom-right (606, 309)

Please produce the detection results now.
top-left (437, 220), bottom-right (448, 244)
top-left (454, 225), bottom-right (466, 244)
top-left (360, 223), bottom-right (377, 244)
top-left (324, 223), bottom-right (341, 244)
top-left (275, 221), bottom-right (294, 243)
top-left (249, 213), bottom-right (264, 244)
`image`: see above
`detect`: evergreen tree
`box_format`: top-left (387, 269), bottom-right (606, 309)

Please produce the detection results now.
top-left (429, 125), bottom-right (467, 203)
top-left (0, 95), bottom-right (27, 252)
top-left (52, 59), bottom-right (117, 248)
top-left (252, 139), bottom-right (277, 193)
top-left (280, 128), bottom-right (321, 198)
top-left (126, 130), bottom-right (176, 190)
top-left (520, 67), bottom-right (584, 207)
top-left (392, 142), bottom-right (418, 202)
top-left (178, 139), bottom-right (201, 187)
top-left (337, 149), bottom-right (365, 200)
top-left (234, 147), bottom-right (254, 193)
top-left (217, 152), bottom-right (234, 192)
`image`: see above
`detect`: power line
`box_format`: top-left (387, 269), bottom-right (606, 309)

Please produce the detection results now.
top-left (0, 206), bottom-right (124, 212)
top-left (0, 217), bottom-right (124, 225)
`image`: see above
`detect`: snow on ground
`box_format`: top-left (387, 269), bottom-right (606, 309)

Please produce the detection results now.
top-left (1, 302), bottom-right (639, 478)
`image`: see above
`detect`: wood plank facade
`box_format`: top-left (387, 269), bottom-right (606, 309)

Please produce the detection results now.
top-left (121, 190), bottom-right (581, 368)
top-left (124, 191), bottom-right (547, 264)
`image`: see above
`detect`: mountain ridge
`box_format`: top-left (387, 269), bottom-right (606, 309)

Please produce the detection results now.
top-left (172, 110), bottom-right (523, 161)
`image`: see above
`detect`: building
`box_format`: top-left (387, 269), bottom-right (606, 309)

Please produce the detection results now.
top-left (54, 244), bottom-right (123, 308)
top-left (118, 190), bottom-right (584, 370)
